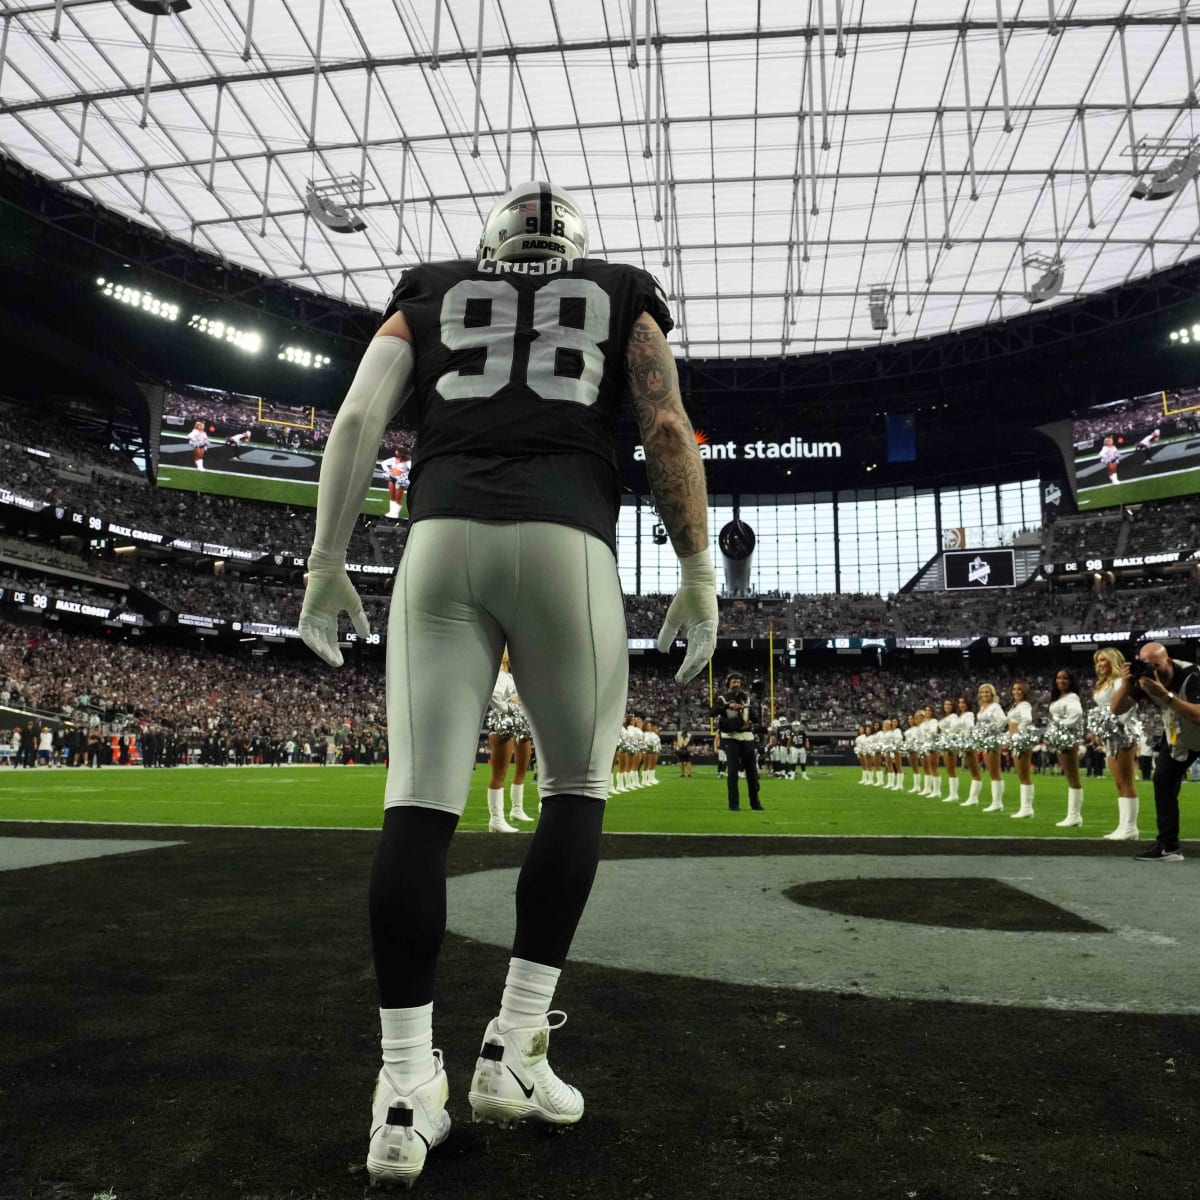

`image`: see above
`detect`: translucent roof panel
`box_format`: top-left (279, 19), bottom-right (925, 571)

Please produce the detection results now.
top-left (1, 0), bottom-right (1198, 356)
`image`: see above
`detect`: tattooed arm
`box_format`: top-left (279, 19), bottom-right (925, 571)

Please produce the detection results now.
top-left (625, 312), bottom-right (709, 556)
top-left (626, 311), bottom-right (717, 683)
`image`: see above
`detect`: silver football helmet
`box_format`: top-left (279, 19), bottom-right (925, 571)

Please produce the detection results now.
top-left (477, 180), bottom-right (589, 264)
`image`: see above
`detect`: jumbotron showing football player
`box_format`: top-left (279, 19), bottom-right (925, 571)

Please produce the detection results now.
top-left (188, 420), bottom-right (209, 470)
top-left (298, 181), bottom-right (716, 1186)
top-left (379, 449), bottom-right (411, 519)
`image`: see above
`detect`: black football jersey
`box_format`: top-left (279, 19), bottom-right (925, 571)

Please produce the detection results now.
top-left (382, 256), bottom-right (673, 552)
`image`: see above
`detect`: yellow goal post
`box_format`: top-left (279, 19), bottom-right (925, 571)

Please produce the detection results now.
top-left (256, 397), bottom-right (316, 430)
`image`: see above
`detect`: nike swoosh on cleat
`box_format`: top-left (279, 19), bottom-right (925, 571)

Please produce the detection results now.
top-left (506, 1067), bottom-right (535, 1099)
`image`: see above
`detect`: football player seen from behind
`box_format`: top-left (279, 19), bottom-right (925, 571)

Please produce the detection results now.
top-left (299, 181), bottom-right (716, 1185)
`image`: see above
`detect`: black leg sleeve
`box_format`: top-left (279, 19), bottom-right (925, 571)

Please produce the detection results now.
top-left (368, 805), bottom-right (459, 1009)
top-left (512, 794), bottom-right (606, 969)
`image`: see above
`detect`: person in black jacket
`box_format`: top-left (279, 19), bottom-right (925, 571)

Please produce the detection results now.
top-left (709, 671), bottom-right (763, 811)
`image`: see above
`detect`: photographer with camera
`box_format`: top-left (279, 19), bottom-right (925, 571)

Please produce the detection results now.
top-left (709, 671), bottom-right (763, 812)
top-left (1114, 642), bottom-right (1195, 861)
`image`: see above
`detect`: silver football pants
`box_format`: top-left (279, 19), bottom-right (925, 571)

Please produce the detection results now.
top-left (383, 518), bottom-right (628, 813)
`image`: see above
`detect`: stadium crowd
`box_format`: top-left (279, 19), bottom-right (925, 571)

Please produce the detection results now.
top-left (0, 614), bottom-right (1169, 769)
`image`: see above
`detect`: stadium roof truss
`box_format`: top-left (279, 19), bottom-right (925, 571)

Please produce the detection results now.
top-left (0, 0), bottom-right (1198, 359)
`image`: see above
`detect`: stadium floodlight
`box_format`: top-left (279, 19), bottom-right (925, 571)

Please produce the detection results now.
top-left (1127, 136), bottom-right (1200, 201)
top-left (1021, 254), bottom-right (1064, 305)
top-left (867, 285), bottom-right (891, 331)
top-left (97, 277), bottom-right (179, 321)
top-left (278, 345), bottom-right (332, 369)
top-left (188, 314), bottom-right (262, 354)
top-left (305, 176), bottom-right (370, 235)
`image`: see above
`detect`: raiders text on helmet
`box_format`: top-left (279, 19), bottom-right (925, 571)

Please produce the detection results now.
top-left (477, 181), bottom-right (589, 264)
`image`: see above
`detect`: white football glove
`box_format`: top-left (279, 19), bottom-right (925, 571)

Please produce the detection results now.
top-left (656, 549), bottom-right (718, 684)
top-left (299, 553), bottom-right (370, 668)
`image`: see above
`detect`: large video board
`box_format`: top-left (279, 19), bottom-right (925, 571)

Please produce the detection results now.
top-left (156, 382), bottom-right (413, 513)
top-left (1072, 387), bottom-right (1200, 510)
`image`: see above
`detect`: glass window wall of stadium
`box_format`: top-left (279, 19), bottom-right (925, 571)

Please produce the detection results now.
top-left (617, 479), bottom-right (1041, 595)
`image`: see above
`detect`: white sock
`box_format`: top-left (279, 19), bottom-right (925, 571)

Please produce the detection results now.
top-left (380, 1003), bottom-right (436, 1092)
top-left (498, 957), bottom-right (560, 1032)
top-left (509, 782), bottom-right (525, 811)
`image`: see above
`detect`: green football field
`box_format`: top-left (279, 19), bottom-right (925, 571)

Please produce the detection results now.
top-left (155, 462), bottom-right (399, 515)
top-left (1, 763), bottom-right (1178, 837)
top-left (1075, 463), bottom-right (1200, 509)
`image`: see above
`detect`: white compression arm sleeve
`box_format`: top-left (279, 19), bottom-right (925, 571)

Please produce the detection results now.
top-left (309, 335), bottom-right (414, 566)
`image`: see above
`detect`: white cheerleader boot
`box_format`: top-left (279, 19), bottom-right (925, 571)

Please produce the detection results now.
top-left (1011, 783), bottom-right (1035, 819)
top-left (909, 774), bottom-right (923, 794)
top-left (487, 789), bottom-right (519, 833)
top-left (943, 778), bottom-right (959, 802)
top-left (982, 780), bottom-right (1005, 812)
top-left (1055, 787), bottom-right (1084, 828)
top-left (508, 783), bottom-right (534, 823)
top-left (960, 779), bottom-right (982, 807)
top-left (1104, 795), bottom-right (1140, 840)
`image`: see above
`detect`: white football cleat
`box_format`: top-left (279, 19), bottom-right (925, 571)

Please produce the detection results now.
top-left (468, 1012), bottom-right (583, 1128)
top-left (366, 1051), bottom-right (451, 1187)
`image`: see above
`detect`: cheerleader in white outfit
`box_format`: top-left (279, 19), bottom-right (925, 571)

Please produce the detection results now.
top-left (879, 719), bottom-right (896, 789)
top-left (921, 705), bottom-right (941, 797)
top-left (905, 712), bottom-right (925, 793)
top-left (976, 683), bottom-right (1008, 812)
top-left (1093, 647), bottom-right (1141, 840)
top-left (188, 420), bottom-right (209, 471)
top-left (1047, 669), bottom-right (1086, 827)
top-left (938, 698), bottom-right (960, 802)
top-left (1007, 680), bottom-right (1037, 819)
top-left (886, 719), bottom-right (905, 789)
top-left (956, 696), bottom-right (982, 806)
top-left (644, 720), bottom-right (662, 785)
top-left (1099, 436), bottom-right (1121, 485)
top-left (865, 725), bottom-right (883, 786)
top-left (484, 650), bottom-right (527, 832)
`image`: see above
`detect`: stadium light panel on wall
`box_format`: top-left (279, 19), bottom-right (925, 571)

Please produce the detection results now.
top-left (278, 345), bottom-right (332, 369)
top-left (97, 277), bottom-right (179, 321)
top-left (188, 315), bottom-right (262, 354)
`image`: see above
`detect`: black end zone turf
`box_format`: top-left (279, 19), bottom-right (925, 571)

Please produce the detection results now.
top-left (786, 877), bottom-right (1110, 933)
top-left (0, 825), bottom-right (1194, 1200)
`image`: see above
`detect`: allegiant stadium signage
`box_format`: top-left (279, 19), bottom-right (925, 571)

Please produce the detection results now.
top-left (633, 437), bottom-right (843, 462)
